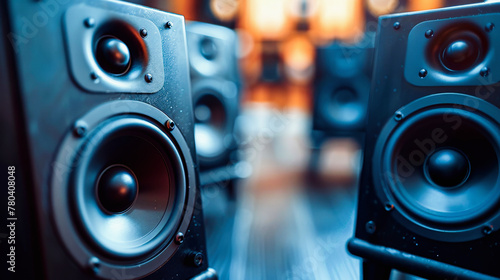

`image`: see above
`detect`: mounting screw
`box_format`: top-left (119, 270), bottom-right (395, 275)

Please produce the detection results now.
top-left (394, 111), bottom-right (404, 122)
top-left (88, 257), bottom-right (100, 275)
top-left (90, 72), bottom-right (98, 81)
top-left (425, 29), bottom-right (434, 38)
top-left (419, 69), bottom-right (428, 78)
top-left (165, 21), bottom-right (173, 29)
top-left (140, 28), bottom-right (148, 38)
top-left (144, 73), bottom-right (153, 83)
top-left (480, 67), bottom-right (489, 77)
top-left (365, 221), bottom-right (376, 235)
top-left (73, 121), bottom-right (88, 138)
top-left (191, 252), bottom-right (204, 267)
top-left (384, 202), bottom-right (394, 212)
top-left (393, 22), bottom-right (400, 30)
top-left (84, 17), bottom-right (95, 28)
top-left (166, 119), bottom-right (176, 131)
top-left (175, 232), bottom-right (184, 244)
top-left (485, 22), bottom-right (495, 32)
top-left (483, 225), bottom-right (494, 235)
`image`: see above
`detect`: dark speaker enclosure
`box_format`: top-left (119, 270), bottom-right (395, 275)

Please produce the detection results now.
top-left (0, 0), bottom-right (212, 279)
top-left (186, 21), bottom-right (241, 187)
top-left (350, 2), bottom-right (500, 280)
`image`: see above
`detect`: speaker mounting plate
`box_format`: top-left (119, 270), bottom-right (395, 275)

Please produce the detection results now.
top-left (64, 3), bottom-right (164, 93)
top-left (405, 13), bottom-right (500, 87)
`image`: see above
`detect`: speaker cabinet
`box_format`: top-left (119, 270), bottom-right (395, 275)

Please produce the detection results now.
top-left (0, 1), bottom-right (214, 279)
top-left (312, 42), bottom-right (374, 141)
top-left (349, 2), bottom-right (500, 280)
top-left (186, 21), bottom-right (241, 189)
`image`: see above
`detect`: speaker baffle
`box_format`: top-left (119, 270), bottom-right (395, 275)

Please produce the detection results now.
top-left (373, 93), bottom-right (500, 242)
top-left (51, 101), bottom-right (196, 279)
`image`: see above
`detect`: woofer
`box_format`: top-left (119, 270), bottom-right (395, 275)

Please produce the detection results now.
top-left (317, 77), bottom-right (370, 130)
top-left (51, 101), bottom-right (196, 279)
top-left (192, 79), bottom-right (237, 167)
top-left (373, 93), bottom-right (500, 242)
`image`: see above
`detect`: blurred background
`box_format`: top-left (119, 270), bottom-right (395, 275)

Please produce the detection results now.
top-left (124, 1), bottom-right (482, 279)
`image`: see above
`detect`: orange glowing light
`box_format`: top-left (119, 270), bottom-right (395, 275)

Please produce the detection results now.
top-left (366, 0), bottom-right (399, 17)
top-left (408, 0), bottom-right (443, 11)
top-left (282, 35), bottom-right (316, 84)
top-left (240, 0), bottom-right (293, 40)
top-left (310, 0), bottom-right (365, 44)
top-left (210, 0), bottom-right (240, 22)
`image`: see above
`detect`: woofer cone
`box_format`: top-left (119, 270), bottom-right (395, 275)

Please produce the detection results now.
top-left (73, 116), bottom-right (185, 259)
top-left (192, 79), bottom-right (237, 167)
top-left (51, 101), bottom-right (196, 279)
top-left (318, 76), bottom-right (369, 130)
top-left (373, 93), bottom-right (500, 242)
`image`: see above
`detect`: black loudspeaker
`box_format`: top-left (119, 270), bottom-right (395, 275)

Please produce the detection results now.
top-left (349, 2), bottom-right (500, 280)
top-left (186, 22), bottom-right (241, 189)
top-left (312, 43), bottom-right (374, 141)
top-left (0, 1), bottom-right (215, 279)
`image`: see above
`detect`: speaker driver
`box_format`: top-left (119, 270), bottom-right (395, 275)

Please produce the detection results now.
top-left (373, 93), bottom-right (500, 242)
top-left (51, 101), bottom-right (196, 279)
top-left (192, 79), bottom-right (237, 167)
top-left (318, 76), bottom-right (370, 130)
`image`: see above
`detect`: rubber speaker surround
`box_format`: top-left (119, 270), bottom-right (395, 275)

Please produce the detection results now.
top-left (51, 101), bottom-right (196, 279)
top-left (373, 93), bottom-right (500, 242)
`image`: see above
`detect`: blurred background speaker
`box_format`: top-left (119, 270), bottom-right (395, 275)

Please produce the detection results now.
top-left (0, 1), bottom-right (214, 279)
top-left (349, 1), bottom-right (500, 280)
top-left (186, 21), bottom-right (242, 198)
top-left (308, 42), bottom-right (374, 188)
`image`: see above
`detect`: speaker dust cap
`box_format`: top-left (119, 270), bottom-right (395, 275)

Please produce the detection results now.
top-left (64, 3), bottom-right (164, 93)
top-left (373, 93), bottom-right (500, 242)
top-left (51, 101), bottom-right (196, 279)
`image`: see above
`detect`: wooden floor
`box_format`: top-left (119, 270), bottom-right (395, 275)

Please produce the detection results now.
top-left (201, 106), bottom-right (424, 280)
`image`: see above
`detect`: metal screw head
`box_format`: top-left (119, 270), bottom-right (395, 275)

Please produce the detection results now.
top-left (483, 225), bottom-right (494, 235)
top-left (165, 21), bottom-right (173, 29)
top-left (166, 119), bottom-right (175, 131)
top-left (485, 22), bottom-right (495, 32)
top-left (480, 67), bottom-right (489, 77)
top-left (384, 202), bottom-right (394, 212)
top-left (192, 252), bottom-right (204, 267)
top-left (419, 69), bottom-right (428, 78)
top-left (425, 29), bottom-right (434, 38)
top-left (88, 257), bottom-right (100, 275)
top-left (175, 232), bottom-right (184, 244)
top-left (393, 22), bottom-right (400, 30)
top-left (144, 73), bottom-right (153, 83)
top-left (73, 121), bottom-right (88, 137)
top-left (394, 111), bottom-right (404, 122)
top-left (140, 28), bottom-right (148, 38)
top-left (365, 221), bottom-right (376, 234)
top-left (84, 17), bottom-right (95, 28)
